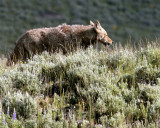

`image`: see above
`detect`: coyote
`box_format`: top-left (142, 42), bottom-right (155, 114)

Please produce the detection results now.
top-left (7, 20), bottom-right (113, 65)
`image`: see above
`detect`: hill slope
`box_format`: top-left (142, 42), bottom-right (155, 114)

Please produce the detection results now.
top-left (0, 42), bottom-right (160, 127)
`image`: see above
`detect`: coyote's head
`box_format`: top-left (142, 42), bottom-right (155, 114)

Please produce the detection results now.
top-left (90, 20), bottom-right (113, 46)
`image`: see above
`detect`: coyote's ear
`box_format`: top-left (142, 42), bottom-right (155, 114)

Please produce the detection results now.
top-left (90, 20), bottom-right (94, 26)
top-left (94, 20), bottom-right (102, 33)
top-left (95, 20), bottom-right (101, 29)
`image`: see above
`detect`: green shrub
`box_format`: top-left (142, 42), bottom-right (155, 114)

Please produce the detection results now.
top-left (2, 91), bottom-right (37, 119)
top-left (0, 43), bottom-right (160, 127)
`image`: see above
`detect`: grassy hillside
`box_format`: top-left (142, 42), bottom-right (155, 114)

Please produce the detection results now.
top-left (0, 41), bottom-right (160, 127)
top-left (1, 0), bottom-right (160, 54)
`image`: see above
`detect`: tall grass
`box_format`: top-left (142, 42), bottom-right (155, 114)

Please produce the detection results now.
top-left (0, 41), bottom-right (160, 127)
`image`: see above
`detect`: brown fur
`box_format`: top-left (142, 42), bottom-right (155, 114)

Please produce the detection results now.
top-left (7, 20), bottom-right (113, 66)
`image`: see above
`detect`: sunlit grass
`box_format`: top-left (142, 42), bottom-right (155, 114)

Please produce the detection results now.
top-left (0, 42), bottom-right (160, 127)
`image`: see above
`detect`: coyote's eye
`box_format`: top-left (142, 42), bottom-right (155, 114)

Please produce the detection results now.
top-left (101, 35), bottom-right (104, 39)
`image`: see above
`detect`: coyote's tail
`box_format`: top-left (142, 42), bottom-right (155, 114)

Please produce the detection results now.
top-left (7, 43), bottom-right (25, 66)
